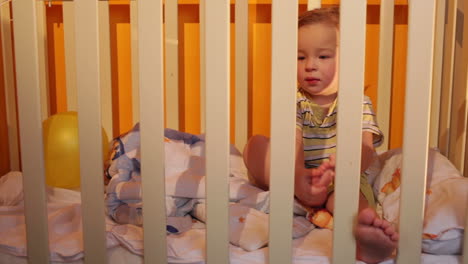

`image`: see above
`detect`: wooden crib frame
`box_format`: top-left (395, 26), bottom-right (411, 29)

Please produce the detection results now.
top-left (1, 0), bottom-right (467, 263)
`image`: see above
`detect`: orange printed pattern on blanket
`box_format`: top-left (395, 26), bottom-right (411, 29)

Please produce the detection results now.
top-left (381, 168), bottom-right (401, 195)
top-left (422, 233), bottom-right (438, 239)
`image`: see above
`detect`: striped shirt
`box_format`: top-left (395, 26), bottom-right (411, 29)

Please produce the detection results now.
top-left (296, 89), bottom-right (383, 168)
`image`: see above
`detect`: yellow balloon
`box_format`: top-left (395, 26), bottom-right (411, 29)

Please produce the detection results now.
top-left (43, 111), bottom-right (109, 189)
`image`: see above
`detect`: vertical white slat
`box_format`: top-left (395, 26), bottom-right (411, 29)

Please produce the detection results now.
top-left (448, 0), bottom-right (468, 174)
top-left (0, 2), bottom-right (20, 171)
top-left (63, 1), bottom-right (77, 111)
top-left (74, 1), bottom-right (107, 263)
top-left (36, 1), bottom-right (50, 120)
top-left (11, 0), bottom-right (50, 263)
top-left (438, 0), bottom-right (458, 156)
top-left (332, 1), bottom-right (367, 263)
top-left (165, 0), bottom-right (179, 130)
top-left (235, 0), bottom-right (248, 152)
top-left (199, 0), bottom-right (205, 134)
top-left (397, 1), bottom-right (436, 263)
top-left (204, 0), bottom-right (230, 263)
top-left (137, 0), bottom-right (167, 263)
top-left (99, 1), bottom-right (113, 139)
top-left (269, 1), bottom-right (297, 264)
top-left (376, 0), bottom-right (394, 152)
top-left (466, 116), bottom-right (468, 177)
top-left (307, 0), bottom-right (321, 10)
top-left (131, 0), bottom-right (140, 125)
top-left (429, 0), bottom-right (446, 149)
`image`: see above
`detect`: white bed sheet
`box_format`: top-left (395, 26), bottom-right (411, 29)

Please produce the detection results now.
top-left (0, 227), bottom-right (462, 264)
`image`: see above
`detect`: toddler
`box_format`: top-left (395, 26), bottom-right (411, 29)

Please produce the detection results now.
top-left (243, 7), bottom-right (399, 263)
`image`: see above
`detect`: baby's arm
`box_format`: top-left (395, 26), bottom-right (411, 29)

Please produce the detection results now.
top-left (361, 131), bottom-right (377, 173)
top-left (294, 128), bottom-right (334, 207)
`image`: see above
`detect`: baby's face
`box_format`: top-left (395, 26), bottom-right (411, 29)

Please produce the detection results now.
top-left (297, 23), bottom-right (338, 102)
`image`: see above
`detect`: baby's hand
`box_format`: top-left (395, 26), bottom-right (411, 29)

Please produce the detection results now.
top-left (295, 164), bottom-right (335, 207)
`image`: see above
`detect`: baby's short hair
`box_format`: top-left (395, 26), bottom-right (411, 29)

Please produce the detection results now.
top-left (298, 6), bottom-right (339, 29)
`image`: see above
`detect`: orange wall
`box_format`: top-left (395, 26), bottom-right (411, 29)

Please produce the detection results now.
top-left (0, 2), bottom-right (409, 174)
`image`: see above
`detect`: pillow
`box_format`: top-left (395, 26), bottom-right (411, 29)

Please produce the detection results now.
top-left (373, 148), bottom-right (467, 254)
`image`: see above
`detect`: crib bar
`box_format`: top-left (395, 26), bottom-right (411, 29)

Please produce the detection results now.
top-left (36, 2), bottom-right (50, 120)
top-left (131, 0), bottom-right (140, 125)
top-left (307, 0), bottom-right (320, 10)
top-left (268, 0), bottom-right (297, 263)
top-left (204, 0), bottom-right (230, 262)
top-left (63, 1), bottom-right (77, 111)
top-left (137, 0), bottom-right (168, 263)
top-left (199, 0), bottom-right (206, 134)
top-left (234, 0), bottom-right (248, 152)
top-left (0, 2), bottom-right (20, 171)
top-left (332, 1), bottom-right (366, 263)
top-left (10, 0), bottom-right (50, 262)
top-left (99, 1), bottom-right (113, 138)
top-left (74, 0), bottom-right (107, 263)
top-left (428, 0), bottom-right (446, 149)
top-left (438, 0), bottom-right (457, 156)
top-left (397, 0), bottom-right (436, 263)
top-left (448, 0), bottom-right (468, 176)
top-left (376, 0), bottom-right (394, 152)
top-left (165, 0), bottom-right (180, 130)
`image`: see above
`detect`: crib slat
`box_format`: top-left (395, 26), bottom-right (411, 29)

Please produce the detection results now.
top-left (428, 0), bottom-right (446, 149)
top-left (448, 0), bottom-right (468, 176)
top-left (99, 1), bottom-right (113, 139)
top-left (0, 2), bottom-right (20, 171)
top-left (268, 1), bottom-right (297, 263)
top-left (307, 0), bottom-right (321, 10)
top-left (74, 0), bottom-right (107, 263)
top-left (204, 0), bottom-right (230, 263)
top-left (332, 1), bottom-right (367, 263)
top-left (199, 0), bottom-right (206, 134)
top-left (63, 1), bottom-right (77, 111)
top-left (376, 0), bottom-right (394, 152)
top-left (131, 0), bottom-right (140, 125)
top-left (137, 0), bottom-right (168, 263)
top-left (397, 1), bottom-right (436, 263)
top-left (165, 0), bottom-right (179, 130)
top-left (36, 2), bottom-right (50, 120)
top-left (234, 0), bottom-right (248, 152)
top-left (438, 0), bottom-right (457, 156)
top-left (11, 0), bottom-right (50, 262)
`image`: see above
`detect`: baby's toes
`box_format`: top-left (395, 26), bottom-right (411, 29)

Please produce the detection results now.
top-left (384, 224), bottom-right (396, 236)
top-left (372, 217), bottom-right (383, 228)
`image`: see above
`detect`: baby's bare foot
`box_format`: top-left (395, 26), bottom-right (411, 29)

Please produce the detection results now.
top-left (354, 208), bottom-right (399, 264)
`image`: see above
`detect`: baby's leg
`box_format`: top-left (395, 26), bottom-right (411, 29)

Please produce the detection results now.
top-left (243, 135), bottom-right (270, 190)
top-left (354, 207), bottom-right (399, 264)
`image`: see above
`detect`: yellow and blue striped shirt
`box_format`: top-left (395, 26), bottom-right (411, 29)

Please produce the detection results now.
top-left (296, 89), bottom-right (383, 168)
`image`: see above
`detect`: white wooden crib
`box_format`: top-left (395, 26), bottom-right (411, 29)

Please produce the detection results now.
top-left (1, 0), bottom-right (467, 263)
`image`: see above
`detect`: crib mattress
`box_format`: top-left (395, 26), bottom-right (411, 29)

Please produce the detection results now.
top-left (0, 236), bottom-right (461, 264)
top-left (0, 226), bottom-right (462, 264)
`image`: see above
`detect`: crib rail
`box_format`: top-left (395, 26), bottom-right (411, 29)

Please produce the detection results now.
top-left (137, 0), bottom-right (167, 263)
top-left (268, 0), bottom-right (297, 263)
top-left (397, 0), bottom-right (436, 262)
top-left (332, 0), bottom-right (367, 262)
top-left (11, 1), bottom-right (50, 262)
top-left (74, 0), bottom-right (108, 262)
top-left (4, 1), bottom-right (468, 264)
top-left (204, 0), bottom-right (231, 262)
